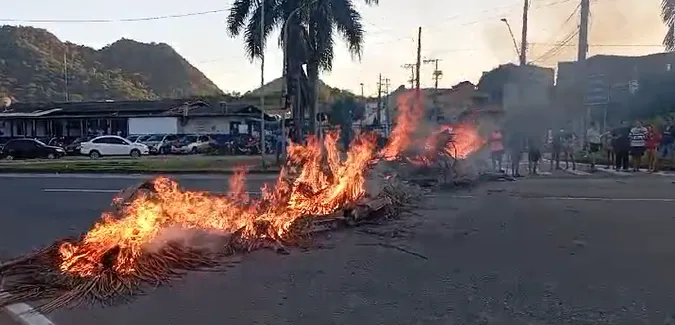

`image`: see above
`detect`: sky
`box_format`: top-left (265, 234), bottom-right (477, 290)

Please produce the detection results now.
top-left (4, 0), bottom-right (668, 97)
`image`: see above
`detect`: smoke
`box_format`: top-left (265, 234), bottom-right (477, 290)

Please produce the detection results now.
top-left (146, 226), bottom-right (229, 253)
top-left (482, 0), bottom-right (665, 66)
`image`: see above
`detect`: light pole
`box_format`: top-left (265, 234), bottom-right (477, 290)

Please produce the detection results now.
top-left (500, 18), bottom-right (521, 64)
top-left (259, 0), bottom-right (267, 168)
top-left (281, 0), bottom-right (320, 148)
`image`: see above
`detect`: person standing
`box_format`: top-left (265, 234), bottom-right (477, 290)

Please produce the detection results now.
top-left (550, 129), bottom-right (563, 170)
top-left (656, 118), bottom-right (675, 172)
top-left (560, 129), bottom-right (576, 170)
top-left (612, 121), bottom-right (631, 171)
top-left (645, 124), bottom-right (661, 172)
top-left (628, 120), bottom-right (648, 172)
top-left (506, 129), bottom-right (524, 177)
top-left (603, 126), bottom-right (614, 169)
top-left (586, 122), bottom-right (602, 171)
top-left (489, 129), bottom-right (504, 172)
top-left (527, 133), bottom-right (542, 175)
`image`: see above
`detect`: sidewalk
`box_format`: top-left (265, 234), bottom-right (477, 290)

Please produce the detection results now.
top-left (0, 311), bottom-right (21, 325)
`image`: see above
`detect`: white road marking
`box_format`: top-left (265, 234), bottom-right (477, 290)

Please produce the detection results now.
top-left (1, 279), bottom-right (56, 325)
top-left (42, 188), bottom-right (120, 193)
top-left (564, 169), bottom-right (591, 176)
top-left (0, 173), bottom-right (278, 180)
top-left (42, 188), bottom-right (263, 195)
top-left (597, 168), bottom-right (633, 176)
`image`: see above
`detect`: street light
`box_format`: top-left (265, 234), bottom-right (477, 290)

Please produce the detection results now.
top-left (280, 0), bottom-right (320, 151)
top-left (259, 0), bottom-right (266, 169)
top-left (500, 18), bottom-right (521, 63)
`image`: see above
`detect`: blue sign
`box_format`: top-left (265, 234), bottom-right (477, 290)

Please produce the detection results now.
top-left (585, 74), bottom-right (608, 105)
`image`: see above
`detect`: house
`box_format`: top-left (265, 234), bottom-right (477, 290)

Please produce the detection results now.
top-left (386, 81), bottom-right (501, 125)
top-left (0, 98), bottom-right (277, 142)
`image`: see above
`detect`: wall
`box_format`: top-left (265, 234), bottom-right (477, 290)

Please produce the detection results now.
top-left (128, 117), bottom-right (179, 135)
top-left (181, 116), bottom-right (235, 134)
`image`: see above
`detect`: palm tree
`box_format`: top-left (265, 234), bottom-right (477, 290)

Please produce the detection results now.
top-left (226, 0), bottom-right (378, 136)
top-left (662, 0), bottom-right (675, 50)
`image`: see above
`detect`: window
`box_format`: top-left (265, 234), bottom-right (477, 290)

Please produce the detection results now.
top-left (198, 136), bottom-right (209, 142)
top-left (108, 137), bottom-right (128, 145)
top-left (92, 137), bottom-right (111, 144)
top-left (12, 140), bottom-right (38, 150)
top-left (164, 135), bottom-right (178, 141)
top-left (93, 137), bottom-right (128, 145)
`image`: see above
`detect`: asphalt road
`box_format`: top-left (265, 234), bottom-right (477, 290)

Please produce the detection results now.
top-left (2, 169), bottom-right (675, 324)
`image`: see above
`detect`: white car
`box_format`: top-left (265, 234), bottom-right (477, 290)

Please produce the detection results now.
top-left (80, 135), bottom-right (149, 159)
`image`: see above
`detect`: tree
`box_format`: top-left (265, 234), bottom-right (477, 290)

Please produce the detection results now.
top-left (226, 0), bottom-right (378, 136)
top-left (662, 0), bottom-right (675, 50)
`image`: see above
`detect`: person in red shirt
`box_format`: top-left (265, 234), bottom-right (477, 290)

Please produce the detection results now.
top-left (646, 124), bottom-right (661, 172)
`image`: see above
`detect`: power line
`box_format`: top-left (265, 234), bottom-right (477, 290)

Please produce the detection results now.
top-left (530, 29), bottom-right (580, 63)
top-left (0, 8), bottom-right (230, 23)
top-left (369, 0), bottom-right (576, 45)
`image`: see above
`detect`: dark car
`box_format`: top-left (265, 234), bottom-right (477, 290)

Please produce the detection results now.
top-left (0, 138), bottom-right (66, 160)
top-left (64, 136), bottom-right (93, 156)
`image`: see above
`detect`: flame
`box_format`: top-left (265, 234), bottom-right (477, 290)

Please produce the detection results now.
top-left (56, 89), bottom-right (487, 278)
top-left (438, 124), bottom-right (486, 159)
top-left (380, 90), bottom-right (423, 160)
top-left (58, 130), bottom-right (377, 276)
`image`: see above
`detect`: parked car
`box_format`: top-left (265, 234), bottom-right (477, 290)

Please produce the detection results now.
top-left (141, 134), bottom-right (181, 155)
top-left (64, 136), bottom-right (93, 156)
top-left (80, 135), bottom-right (149, 159)
top-left (127, 134), bottom-right (150, 143)
top-left (0, 138), bottom-right (65, 160)
top-left (175, 134), bottom-right (215, 154)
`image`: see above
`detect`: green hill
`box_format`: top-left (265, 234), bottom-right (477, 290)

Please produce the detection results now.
top-left (0, 25), bottom-right (223, 102)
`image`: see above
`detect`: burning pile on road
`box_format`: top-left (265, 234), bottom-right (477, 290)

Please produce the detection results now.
top-left (0, 91), bottom-right (487, 313)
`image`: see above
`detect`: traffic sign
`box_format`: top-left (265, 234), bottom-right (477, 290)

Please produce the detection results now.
top-left (585, 74), bottom-right (608, 105)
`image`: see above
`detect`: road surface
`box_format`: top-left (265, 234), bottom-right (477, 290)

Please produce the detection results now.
top-left (2, 168), bottom-right (675, 324)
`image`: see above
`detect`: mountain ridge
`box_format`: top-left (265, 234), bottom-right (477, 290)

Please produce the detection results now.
top-left (0, 25), bottom-right (223, 103)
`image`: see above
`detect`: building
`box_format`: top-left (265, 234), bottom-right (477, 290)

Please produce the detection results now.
top-left (386, 81), bottom-right (501, 125)
top-left (556, 52), bottom-right (675, 129)
top-left (0, 98), bottom-right (277, 142)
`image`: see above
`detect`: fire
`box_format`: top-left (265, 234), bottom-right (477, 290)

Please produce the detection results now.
top-left (380, 90), bottom-right (423, 160)
top-left (437, 123), bottom-right (486, 159)
top-left (58, 130), bottom-right (377, 276)
top-left (55, 89), bottom-right (486, 278)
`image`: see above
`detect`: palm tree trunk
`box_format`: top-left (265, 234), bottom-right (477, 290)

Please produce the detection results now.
top-left (307, 60), bottom-right (319, 136)
top-left (307, 60), bottom-right (319, 135)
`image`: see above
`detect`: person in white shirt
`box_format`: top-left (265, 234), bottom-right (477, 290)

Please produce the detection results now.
top-left (586, 122), bottom-right (602, 171)
top-left (629, 120), bottom-right (648, 172)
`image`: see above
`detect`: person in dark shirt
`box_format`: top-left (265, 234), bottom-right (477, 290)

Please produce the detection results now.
top-left (612, 120), bottom-right (631, 171)
top-left (550, 129), bottom-right (563, 170)
top-left (655, 119), bottom-right (675, 172)
top-left (506, 129), bottom-right (525, 177)
top-left (527, 133), bottom-right (543, 175)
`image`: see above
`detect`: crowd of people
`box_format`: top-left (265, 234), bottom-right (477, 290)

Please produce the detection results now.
top-left (486, 117), bottom-right (675, 175)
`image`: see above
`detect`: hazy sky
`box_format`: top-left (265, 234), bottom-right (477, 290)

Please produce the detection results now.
top-left (4, 0), bottom-right (667, 96)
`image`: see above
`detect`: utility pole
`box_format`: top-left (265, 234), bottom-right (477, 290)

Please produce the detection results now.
top-left (578, 0), bottom-right (590, 61)
top-left (259, 0), bottom-right (266, 168)
top-left (520, 0), bottom-right (529, 65)
top-left (360, 83), bottom-right (364, 97)
top-left (383, 77), bottom-right (391, 135)
top-left (402, 64), bottom-right (416, 88)
top-left (579, 0), bottom-right (591, 143)
top-left (423, 58), bottom-right (442, 122)
top-left (376, 74), bottom-right (382, 126)
top-left (423, 59), bottom-right (442, 89)
top-left (415, 27), bottom-right (422, 98)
